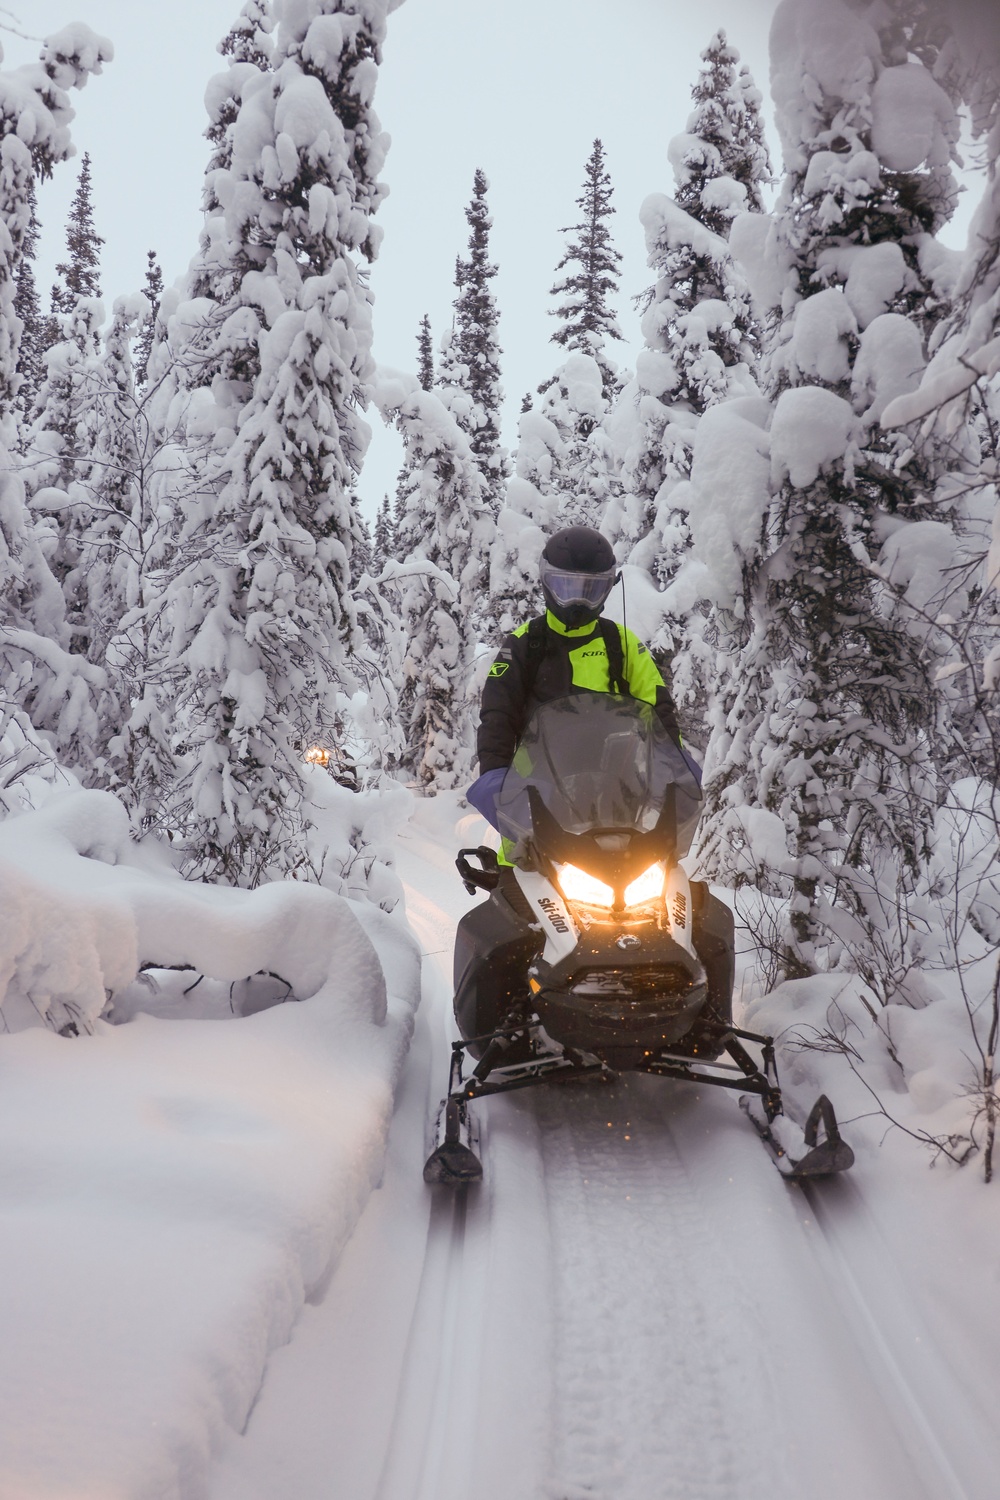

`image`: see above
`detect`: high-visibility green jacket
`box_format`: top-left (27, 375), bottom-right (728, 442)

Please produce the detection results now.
top-left (477, 610), bottom-right (681, 775)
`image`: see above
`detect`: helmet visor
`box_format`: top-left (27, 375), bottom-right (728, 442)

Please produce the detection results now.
top-left (540, 558), bottom-right (618, 609)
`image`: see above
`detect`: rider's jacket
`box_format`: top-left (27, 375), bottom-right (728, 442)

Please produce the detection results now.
top-left (477, 610), bottom-right (681, 774)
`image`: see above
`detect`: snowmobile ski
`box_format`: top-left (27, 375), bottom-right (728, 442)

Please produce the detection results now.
top-left (424, 1096), bottom-right (483, 1185)
top-left (740, 1093), bottom-right (855, 1180)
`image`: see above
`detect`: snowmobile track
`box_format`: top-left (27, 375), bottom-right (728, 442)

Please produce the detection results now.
top-left (536, 1076), bottom-right (774, 1500)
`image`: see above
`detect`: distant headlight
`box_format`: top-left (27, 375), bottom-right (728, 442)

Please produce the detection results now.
top-left (624, 863), bottom-right (666, 907)
top-left (557, 863), bottom-right (614, 908)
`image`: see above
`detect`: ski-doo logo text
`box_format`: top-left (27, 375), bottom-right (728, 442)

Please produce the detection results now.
top-left (538, 896), bottom-right (570, 933)
top-left (672, 892), bottom-right (687, 928)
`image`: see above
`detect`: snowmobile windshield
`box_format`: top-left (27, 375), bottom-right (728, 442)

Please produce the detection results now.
top-left (495, 694), bottom-right (702, 860)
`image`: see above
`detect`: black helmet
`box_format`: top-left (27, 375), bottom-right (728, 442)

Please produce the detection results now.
top-left (540, 526), bottom-right (619, 628)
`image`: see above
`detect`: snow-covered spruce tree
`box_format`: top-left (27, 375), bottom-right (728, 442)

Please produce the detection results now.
top-left (13, 180), bottom-right (44, 432)
top-left (0, 26), bottom-right (113, 784)
top-left (22, 298), bottom-right (106, 666)
top-left (386, 311), bottom-right (437, 566)
top-left (376, 374), bottom-right (489, 787)
top-left (178, 0), bottom-right (276, 421)
top-left (548, 138), bottom-right (624, 404)
top-left (487, 404), bottom-right (561, 637)
top-left (372, 492), bottom-right (392, 565)
top-left (441, 169), bottom-right (507, 515)
top-left (47, 151), bottom-right (102, 339)
top-left (530, 349), bottom-right (620, 531)
top-left (607, 34), bottom-right (770, 750)
top-left (133, 250), bottom-right (163, 388)
top-left (75, 291), bottom-right (179, 817)
top-left (160, 0), bottom-right (402, 886)
top-left (698, 0), bottom-right (962, 990)
top-left (120, 1), bottom-right (280, 808)
top-left (416, 311), bottom-right (433, 390)
top-left (525, 142), bottom-right (626, 535)
top-left (860, 5), bottom-right (1000, 1165)
top-left (620, 32), bottom-right (769, 560)
top-left (23, 143), bottom-right (110, 666)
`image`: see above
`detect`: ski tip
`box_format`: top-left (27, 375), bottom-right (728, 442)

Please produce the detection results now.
top-left (423, 1142), bottom-right (484, 1186)
top-left (788, 1139), bottom-right (855, 1178)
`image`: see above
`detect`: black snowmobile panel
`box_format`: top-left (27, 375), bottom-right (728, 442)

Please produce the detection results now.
top-left (453, 889), bottom-right (541, 1058)
top-left (684, 884), bottom-right (735, 1058)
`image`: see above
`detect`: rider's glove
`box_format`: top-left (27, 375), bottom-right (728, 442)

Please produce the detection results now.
top-left (466, 767), bottom-right (507, 831)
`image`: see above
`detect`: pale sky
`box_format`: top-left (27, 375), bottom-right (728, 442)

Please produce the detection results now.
top-left (6, 0), bottom-right (985, 515)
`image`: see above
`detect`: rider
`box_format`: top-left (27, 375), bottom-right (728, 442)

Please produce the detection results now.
top-left (468, 524), bottom-right (686, 835)
top-left (464, 522), bottom-right (731, 1036)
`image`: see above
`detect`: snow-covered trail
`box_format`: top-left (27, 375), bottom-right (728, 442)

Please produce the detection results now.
top-left (211, 804), bottom-right (999, 1500)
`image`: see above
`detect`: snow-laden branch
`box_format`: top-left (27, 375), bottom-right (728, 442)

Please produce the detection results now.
top-left (881, 335), bottom-right (1000, 429)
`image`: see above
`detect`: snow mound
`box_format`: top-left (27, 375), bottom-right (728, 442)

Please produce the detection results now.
top-left (0, 790), bottom-right (388, 1034)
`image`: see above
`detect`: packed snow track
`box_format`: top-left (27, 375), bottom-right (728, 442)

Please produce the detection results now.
top-left (211, 808), bottom-right (999, 1500)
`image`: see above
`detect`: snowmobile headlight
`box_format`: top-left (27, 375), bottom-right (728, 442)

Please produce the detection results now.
top-left (624, 862), bottom-right (666, 908)
top-left (557, 863), bottom-right (615, 909)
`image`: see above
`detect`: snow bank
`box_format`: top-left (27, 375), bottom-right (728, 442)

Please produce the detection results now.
top-left (0, 790), bottom-right (387, 1033)
top-left (0, 792), bottom-right (422, 1499)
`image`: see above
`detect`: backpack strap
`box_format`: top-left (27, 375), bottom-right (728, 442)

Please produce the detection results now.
top-left (521, 614), bottom-right (550, 700)
top-left (599, 618), bottom-right (628, 697)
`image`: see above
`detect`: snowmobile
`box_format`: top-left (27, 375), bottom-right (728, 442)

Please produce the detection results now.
top-left (423, 694), bottom-right (854, 1187)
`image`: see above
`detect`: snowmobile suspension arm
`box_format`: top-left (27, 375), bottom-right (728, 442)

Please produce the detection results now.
top-left (456, 1057), bottom-right (611, 1101)
top-left (643, 1030), bottom-right (782, 1120)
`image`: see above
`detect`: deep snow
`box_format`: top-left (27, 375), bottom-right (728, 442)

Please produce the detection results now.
top-left (0, 791), bottom-right (421, 1499)
top-left (4, 794), bottom-right (1000, 1499)
top-left (210, 796), bottom-right (1000, 1500)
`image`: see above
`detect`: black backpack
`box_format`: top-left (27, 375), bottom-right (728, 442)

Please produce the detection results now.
top-left (521, 614), bottom-right (628, 699)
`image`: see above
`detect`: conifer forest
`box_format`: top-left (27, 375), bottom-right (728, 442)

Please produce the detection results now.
top-left (5, 4), bottom-right (1000, 1496)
